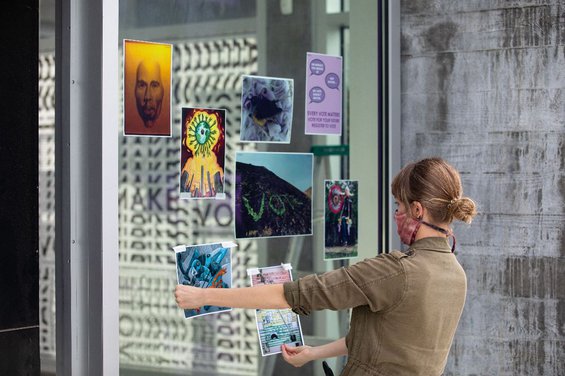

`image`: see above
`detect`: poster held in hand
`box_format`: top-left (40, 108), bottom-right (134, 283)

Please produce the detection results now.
top-left (174, 242), bottom-right (236, 319)
top-left (247, 264), bottom-right (305, 356)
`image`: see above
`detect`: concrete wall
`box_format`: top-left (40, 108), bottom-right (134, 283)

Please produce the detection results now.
top-left (400, 1), bottom-right (564, 374)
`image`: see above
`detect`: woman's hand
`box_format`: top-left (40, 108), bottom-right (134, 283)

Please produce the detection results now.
top-left (174, 285), bottom-right (205, 309)
top-left (281, 344), bottom-right (314, 368)
top-left (281, 338), bottom-right (347, 368)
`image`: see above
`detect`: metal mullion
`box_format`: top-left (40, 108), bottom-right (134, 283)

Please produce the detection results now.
top-left (386, 0), bottom-right (401, 252)
top-left (326, 12), bottom-right (349, 29)
top-left (55, 0), bottom-right (119, 374)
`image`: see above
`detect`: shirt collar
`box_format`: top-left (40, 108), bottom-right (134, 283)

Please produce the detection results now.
top-left (408, 237), bottom-right (452, 253)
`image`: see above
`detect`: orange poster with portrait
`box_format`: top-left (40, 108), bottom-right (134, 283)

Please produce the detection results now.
top-left (123, 39), bottom-right (172, 137)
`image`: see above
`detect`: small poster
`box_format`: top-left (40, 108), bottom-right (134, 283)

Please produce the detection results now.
top-left (235, 152), bottom-right (313, 239)
top-left (180, 107), bottom-right (226, 199)
top-left (247, 264), bottom-right (304, 356)
top-left (305, 52), bottom-right (342, 135)
top-left (174, 242), bottom-right (235, 319)
top-left (123, 39), bottom-right (172, 137)
top-left (240, 75), bottom-right (294, 143)
top-left (324, 180), bottom-right (359, 260)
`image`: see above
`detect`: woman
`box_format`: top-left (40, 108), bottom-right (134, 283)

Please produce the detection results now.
top-left (175, 157), bottom-right (477, 375)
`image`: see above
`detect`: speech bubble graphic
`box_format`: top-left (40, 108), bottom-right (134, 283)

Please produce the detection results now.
top-left (309, 59), bottom-right (326, 76)
top-left (309, 86), bottom-right (326, 104)
top-left (325, 73), bottom-right (340, 89)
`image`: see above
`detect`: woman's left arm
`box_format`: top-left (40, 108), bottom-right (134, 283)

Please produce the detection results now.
top-left (281, 337), bottom-right (348, 368)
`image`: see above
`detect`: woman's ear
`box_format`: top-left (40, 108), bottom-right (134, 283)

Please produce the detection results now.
top-left (411, 201), bottom-right (424, 219)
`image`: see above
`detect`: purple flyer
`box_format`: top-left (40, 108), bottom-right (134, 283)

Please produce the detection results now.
top-left (305, 52), bottom-right (343, 135)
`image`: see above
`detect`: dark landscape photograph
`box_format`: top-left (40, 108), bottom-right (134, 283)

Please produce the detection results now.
top-left (235, 152), bottom-right (313, 239)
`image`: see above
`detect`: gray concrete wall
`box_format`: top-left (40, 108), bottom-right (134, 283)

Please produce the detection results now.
top-left (400, 1), bottom-right (565, 374)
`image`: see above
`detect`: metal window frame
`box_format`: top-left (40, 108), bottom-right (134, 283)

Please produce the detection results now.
top-left (384, 0), bottom-right (401, 252)
top-left (55, 0), bottom-right (119, 374)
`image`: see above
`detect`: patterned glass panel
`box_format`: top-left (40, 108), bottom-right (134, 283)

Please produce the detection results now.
top-left (38, 36), bottom-right (260, 375)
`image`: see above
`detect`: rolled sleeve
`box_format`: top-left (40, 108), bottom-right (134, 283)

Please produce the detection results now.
top-left (283, 280), bottom-right (311, 315)
top-left (283, 254), bottom-right (406, 315)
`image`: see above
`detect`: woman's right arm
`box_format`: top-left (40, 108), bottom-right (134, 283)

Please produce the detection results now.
top-left (283, 254), bottom-right (405, 314)
top-left (281, 337), bottom-right (348, 368)
top-left (175, 283), bottom-right (290, 310)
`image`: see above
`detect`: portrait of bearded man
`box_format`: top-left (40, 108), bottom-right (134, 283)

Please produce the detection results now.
top-left (123, 40), bottom-right (171, 136)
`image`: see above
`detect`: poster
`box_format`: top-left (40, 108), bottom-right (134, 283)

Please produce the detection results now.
top-left (123, 39), bottom-right (172, 137)
top-left (247, 264), bottom-right (304, 356)
top-left (179, 107), bottom-right (226, 199)
top-left (305, 52), bottom-right (342, 135)
top-left (235, 152), bottom-right (313, 239)
top-left (173, 242), bottom-right (235, 319)
top-left (324, 180), bottom-right (359, 260)
top-left (240, 75), bottom-right (294, 143)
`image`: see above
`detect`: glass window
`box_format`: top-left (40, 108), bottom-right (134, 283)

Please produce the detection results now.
top-left (40, 1), bottom-right (386, 375)
top-left (39, 0), bottom-right (56, 373)
top-left (117, 2), bottom-right (352, 375)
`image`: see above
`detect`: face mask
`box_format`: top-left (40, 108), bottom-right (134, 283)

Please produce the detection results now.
top-left (394, 210), bottom-right (457, 252)
top-left (394, 210), bottom-right (421, 246)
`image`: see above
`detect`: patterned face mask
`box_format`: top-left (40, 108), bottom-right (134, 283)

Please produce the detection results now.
top-left (394, 210), bottom-right (457, 252)
top-left (394, 210), bottom-right (421, 246)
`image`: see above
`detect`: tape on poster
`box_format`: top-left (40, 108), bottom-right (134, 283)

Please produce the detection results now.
top-left (173, 242), bottom-right (237, 253)
top-left (173, 245), bottom-right (185, 253)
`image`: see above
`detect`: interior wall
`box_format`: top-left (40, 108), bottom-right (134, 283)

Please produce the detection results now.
top-left (400, 0), bottom-right (565, 374)
top-left (0, 1), bottom-right (40, 374)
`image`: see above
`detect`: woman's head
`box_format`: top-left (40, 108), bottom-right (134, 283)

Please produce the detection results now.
top-left (391, 157), bottom-right (476, 224)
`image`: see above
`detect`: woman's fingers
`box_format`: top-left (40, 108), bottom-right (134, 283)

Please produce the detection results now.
top-left (281, 344), bottom-right (311, 368)
top-left (281, 344), bottom-right (290, 359)
top-left (282, 344), bottom-right (302, 355)
top-left (281, 344), bottom-right (299, 366)
top-left (174, 285), bottom-right (199, 309)
top-left (174, 285), bottom-right (184, 307)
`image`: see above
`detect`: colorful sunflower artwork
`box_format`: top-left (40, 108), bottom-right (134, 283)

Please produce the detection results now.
top-left (180, 107), bottom-right (226, 199)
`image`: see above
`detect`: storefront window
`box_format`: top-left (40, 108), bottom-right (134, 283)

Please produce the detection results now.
top-left (117, 2), bottom-right (350, 375)
top-left (40, 2), bottom-right (388, 375)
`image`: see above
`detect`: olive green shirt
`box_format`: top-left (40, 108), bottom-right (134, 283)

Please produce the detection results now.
top-left (283, 237), bottom-right (467, 376)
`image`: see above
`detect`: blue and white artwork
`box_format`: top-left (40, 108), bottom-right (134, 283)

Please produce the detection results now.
top-left (174, 242), bottom-right (234, 319)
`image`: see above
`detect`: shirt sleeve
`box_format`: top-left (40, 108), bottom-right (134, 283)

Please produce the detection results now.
top-left (283, 253), bottom-right (406, 315)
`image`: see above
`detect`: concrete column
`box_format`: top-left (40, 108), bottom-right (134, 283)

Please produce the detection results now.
top-left (401, 1), bottom-right (565, 374)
